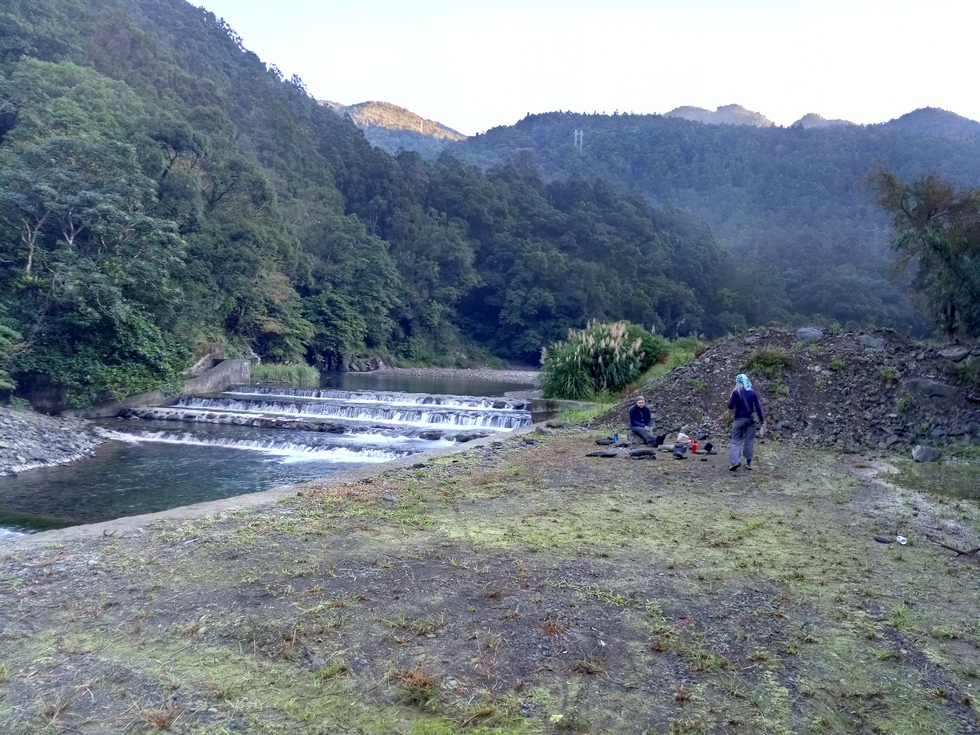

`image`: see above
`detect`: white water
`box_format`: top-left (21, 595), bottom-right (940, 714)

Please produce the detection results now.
top-left (0, 380), bottom-right (532, 536)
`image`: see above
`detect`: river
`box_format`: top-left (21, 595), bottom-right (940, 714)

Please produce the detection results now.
top-left (0, 372), bottom-right (535, 538)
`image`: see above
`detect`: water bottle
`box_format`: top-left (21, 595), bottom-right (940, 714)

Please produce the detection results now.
top-left (614, 433), bottom-right (619, 444)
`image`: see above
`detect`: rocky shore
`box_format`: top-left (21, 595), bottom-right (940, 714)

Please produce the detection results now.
top-left (0, 406), bottom-right (109, 477)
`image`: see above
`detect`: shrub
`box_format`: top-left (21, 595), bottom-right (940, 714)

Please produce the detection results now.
top-left (688, 377), bottom-right (709, 393)
top-left (540, 321), bottom-right (646, 400)
top-left (955, 358), bottom-right (980, 389)
top-left (830, 358), bottom-right (845, 371)
top-left (879, 365), bottom-right (901, 383)
top-left (743, 347), bottom-right (793, 378)
top-left (622, 324), bottom-right (671, 371)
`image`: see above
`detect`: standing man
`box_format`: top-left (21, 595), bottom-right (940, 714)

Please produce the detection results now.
top-left (629, 396), bottom-right (657, 445)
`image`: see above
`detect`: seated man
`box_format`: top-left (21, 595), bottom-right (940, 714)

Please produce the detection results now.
top-left (628, 396), bottom-right (658, 445)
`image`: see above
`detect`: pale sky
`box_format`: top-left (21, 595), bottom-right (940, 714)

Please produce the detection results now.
top-left (189, 0), bottom-right (980, 137)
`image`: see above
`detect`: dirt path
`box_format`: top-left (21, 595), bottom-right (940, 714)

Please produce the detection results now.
top-left (1, 428), bottom-right (978, 734)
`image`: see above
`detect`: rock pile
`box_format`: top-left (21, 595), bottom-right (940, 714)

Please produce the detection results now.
top-left (0, 407), bottom-right (109, 475)
top-left (605, 328), bottom-right (980, 454)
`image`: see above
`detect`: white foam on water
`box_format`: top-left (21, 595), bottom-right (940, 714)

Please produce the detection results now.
top-left (103, 431), bottom-right (406, 463)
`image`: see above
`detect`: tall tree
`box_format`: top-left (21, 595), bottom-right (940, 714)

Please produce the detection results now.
top-left (872, 167), bottom-right (980, 336)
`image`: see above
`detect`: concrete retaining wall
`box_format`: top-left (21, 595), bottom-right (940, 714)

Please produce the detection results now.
top-left (63, 359), bottom-right (251, 418)
top-left (530, 398), bottom-right (598, 423)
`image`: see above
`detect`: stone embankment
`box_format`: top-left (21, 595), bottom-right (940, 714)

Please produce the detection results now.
top-left (0, 407), bottom-right (109, 476)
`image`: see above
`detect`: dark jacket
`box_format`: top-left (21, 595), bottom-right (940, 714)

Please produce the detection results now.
top-left (728, 388), bottom-right (763, 422)
top-left (629, 404), bottom-right (652, 427)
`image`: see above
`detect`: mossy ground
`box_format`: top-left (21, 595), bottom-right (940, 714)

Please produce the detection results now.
top-left (1, 431), bottom-right (978, 734)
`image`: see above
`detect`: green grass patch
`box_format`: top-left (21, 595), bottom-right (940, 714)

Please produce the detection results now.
top-left (558, 404), bottom-right (613, 423)
top-left (251, 362), bottom-right (320, 386)
top-left (892, 458), bottom-right (980, 501)
top-left (743, 347), bottom-right (793, 378)
top-left (954, 357), bottom-right (980, 389)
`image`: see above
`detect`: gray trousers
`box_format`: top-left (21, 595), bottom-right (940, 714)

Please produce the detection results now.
top-left (631, 426), bottom-right (656, 444)
top-left (729, 417), bottom-right (757, 465)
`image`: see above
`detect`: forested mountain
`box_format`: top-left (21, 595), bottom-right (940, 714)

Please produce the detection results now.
top-left (433, 108), bottom-right (980, 334)
top-left (320, 100), bottom-right (466, 159)
top-left (665, 104), bottom-right (775, 127)
top-left (0, 0), bottom-right (762, 407)
top-left (791, 113), bottom-right (855, 129)
top-left (877, 107), bottom-right (980, 141)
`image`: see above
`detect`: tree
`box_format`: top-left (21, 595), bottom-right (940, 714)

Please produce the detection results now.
top-left (872, 167), bottom-right (980, 336)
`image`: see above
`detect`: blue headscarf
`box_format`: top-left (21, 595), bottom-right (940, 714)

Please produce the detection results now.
top-left (735, 373), bottom-right (752, 391)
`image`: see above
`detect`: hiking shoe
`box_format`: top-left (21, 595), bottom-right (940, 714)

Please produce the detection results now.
top-left (744, 463), bottom-right (753, 471)
top-left (729, 462), bottom-right (740, 472)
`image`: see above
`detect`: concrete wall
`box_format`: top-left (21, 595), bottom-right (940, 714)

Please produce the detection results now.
top-left (530, 398), bottom-right (598, 423)
top-left (183, 359), bottom-right (250, 395)
top-left (62, 359), bottom-right (251, 418)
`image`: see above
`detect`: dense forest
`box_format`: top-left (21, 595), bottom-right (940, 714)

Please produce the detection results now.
top-left (438, 110), bottom-right (980, 335)
top-left (0, 0), bottom-right (975, 409)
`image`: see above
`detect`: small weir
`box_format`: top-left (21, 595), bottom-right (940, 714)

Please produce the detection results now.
top-left (0, 382), bottom-right (534, 536)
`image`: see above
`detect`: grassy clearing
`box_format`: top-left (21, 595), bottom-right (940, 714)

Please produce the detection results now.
top-left (1, 433), bottom-right (978, 734)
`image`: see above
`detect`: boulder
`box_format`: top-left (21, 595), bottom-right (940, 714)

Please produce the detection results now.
top-left (939, 346), bottom-right (970, 362)
top-left (857, 334), bottom-right (886, 349)
top-left (912, 445), bottom-right (941, 463)
top-left (795, 327), bottom-right (823, 343)
top-left (903, 378), bottom-right (958, 399)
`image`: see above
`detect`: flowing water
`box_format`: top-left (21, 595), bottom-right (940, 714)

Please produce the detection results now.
top-left (0, 375), bottom-right (534, 538)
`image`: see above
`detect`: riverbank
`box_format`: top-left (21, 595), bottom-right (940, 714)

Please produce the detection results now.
top-left (0, 406), bottom-right (108, 477)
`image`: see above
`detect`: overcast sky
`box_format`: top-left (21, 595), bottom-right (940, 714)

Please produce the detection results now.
top-left (189, 0), bottom-right (980, 137)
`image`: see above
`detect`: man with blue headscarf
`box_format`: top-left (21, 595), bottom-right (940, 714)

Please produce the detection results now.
top-left (727, 373), bottom-right (764, 471)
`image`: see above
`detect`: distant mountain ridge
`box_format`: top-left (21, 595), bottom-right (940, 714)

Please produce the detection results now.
top-left (877, 107), bottom-right (980, 140)
top-left (323, 100), bottom-right (466, 141)
top-left (342, 101), bottom-right (979, 158)
top-left (791, 113), bottom-right (855, 129)
top-left (665, 103), bottom-right (775, 127)
top-left (319, 100), bottom-right (466, 156)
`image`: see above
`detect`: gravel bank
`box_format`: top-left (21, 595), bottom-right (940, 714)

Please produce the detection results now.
top-left (0, 407), bottom-right (109, 477)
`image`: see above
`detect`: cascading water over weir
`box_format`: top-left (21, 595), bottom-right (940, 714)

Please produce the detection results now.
top-left (117, 385), bottom-right (533, 438)
top-left (0, 382), bottom-right (534, 535)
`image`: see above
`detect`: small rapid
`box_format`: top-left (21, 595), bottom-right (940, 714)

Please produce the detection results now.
top-left (0, 377), bottom-right (534, 535)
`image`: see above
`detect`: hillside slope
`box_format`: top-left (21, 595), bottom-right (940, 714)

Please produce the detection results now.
top-left (604, 328), bottom-right (980, 453)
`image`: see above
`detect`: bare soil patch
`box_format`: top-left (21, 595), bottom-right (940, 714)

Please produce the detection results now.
top-left (1, 426), bottom-right (978, 734)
